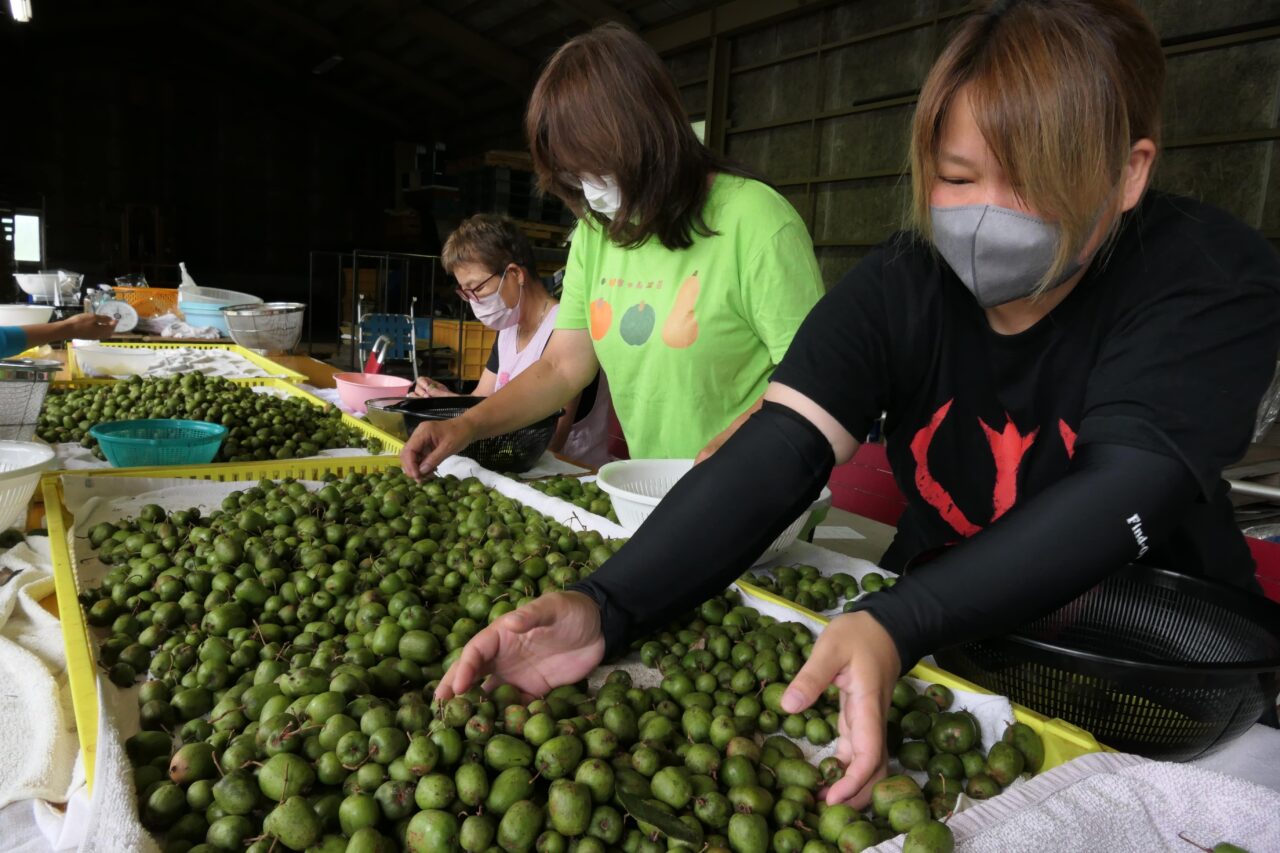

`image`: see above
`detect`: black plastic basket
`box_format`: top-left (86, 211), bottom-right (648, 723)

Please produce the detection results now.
top-left (933, 565), bottom-right (1280, 761)
top-left (377, 396), bottom-right (560, 474)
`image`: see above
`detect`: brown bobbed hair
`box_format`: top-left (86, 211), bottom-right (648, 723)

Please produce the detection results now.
top-left (527, 23), bottom-right (759, 251)
top-left (441, 214), bottom-right (539, 283)
top-left (911, 0), bottom-right (1165, 291)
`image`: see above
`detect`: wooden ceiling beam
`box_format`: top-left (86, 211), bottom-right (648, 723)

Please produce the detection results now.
top-left (548, 0), bottom-right (636, 28)
top-left (645, 0), bottom-right (844, 54)
top-left (181, 16), bottom-right (415, 136)
top-left (249, 0), bottom-right (464, 113)
top-left (364, 0), bottom-right (532, 92)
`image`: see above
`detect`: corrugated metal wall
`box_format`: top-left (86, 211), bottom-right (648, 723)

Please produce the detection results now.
top-left (669, 0), bottom-right (1280, 285)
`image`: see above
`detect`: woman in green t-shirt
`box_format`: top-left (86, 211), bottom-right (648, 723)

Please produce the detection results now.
top-left (401, 23), bottom-right (825, 476)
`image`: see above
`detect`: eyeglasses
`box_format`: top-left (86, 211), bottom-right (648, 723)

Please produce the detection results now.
top-left (455, 267), bottom-right (508, 302)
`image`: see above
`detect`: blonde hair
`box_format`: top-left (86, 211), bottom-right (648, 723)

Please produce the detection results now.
top-left (910, 0), bottom-right (1165, 291)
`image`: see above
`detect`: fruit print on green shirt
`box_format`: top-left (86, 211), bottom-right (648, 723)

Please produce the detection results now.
top-left (619, 301), bottom-right (656, 345)
top-left (662, 271), bottom-right (700, 348)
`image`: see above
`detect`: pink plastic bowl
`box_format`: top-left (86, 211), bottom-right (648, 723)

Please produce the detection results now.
top-left (333, 372), bottom-right (413, 415)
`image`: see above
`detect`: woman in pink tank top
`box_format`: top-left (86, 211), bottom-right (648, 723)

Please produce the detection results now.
top-left (412, 214), bottom-right (612, 468)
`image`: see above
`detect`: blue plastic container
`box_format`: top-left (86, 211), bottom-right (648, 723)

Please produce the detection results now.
top-left (179, 301), bottom-right (231, 336)
top-left (89, 419), bottom-right (228, 467)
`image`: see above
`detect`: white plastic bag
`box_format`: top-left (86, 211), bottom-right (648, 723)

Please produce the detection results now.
top-left (1254, 359), bottom-right (1280, 441)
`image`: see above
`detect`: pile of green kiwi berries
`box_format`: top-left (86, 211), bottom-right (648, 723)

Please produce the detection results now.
top-left (37, 373), bottom-right (380, 462)
top-left (634, 598), bottom-right (845, 750)
top-left (841, 571), bottom-right (895, 611)
top-left (740, 566), bottom-right (859, 613)
top-left (78, 468), bottom-right (1014, 851)
top-left (885, 678), bottom-right (1043, 821)
top-left (741, 565), bottom-right (898, 614)
top-left (527, 477), bottom-right (617, 524)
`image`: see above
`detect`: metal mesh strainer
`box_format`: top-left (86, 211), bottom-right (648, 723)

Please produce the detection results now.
top-left (0, 360), bottom-right (60, 441)
top-left (221, 302), bottom-right (306, 354)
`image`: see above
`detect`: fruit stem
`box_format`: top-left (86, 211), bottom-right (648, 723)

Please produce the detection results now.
top-left (1178, 832), bottom-right (1213, 853)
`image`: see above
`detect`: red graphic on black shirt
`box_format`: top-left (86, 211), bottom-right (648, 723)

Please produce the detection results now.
top-left (911, 401), bottom-right (981, 537)
top-left (911, 400), bottom-right (1077, 537)
top-left (980, 417), bottom-right (1039, 521)
top-left (1059, 421), bottom-right (1078, 458)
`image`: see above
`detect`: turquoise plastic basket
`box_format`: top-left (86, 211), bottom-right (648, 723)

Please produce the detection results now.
top-left (88, 419), bottom-right (228, 467)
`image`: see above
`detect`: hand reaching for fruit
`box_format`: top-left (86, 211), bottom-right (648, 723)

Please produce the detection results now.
top-left (400, 415), bottom-right (478, 481)
top-left (780, 610), bottom-right (901, 808)
top-left (434, 591), bottom-right (607, 701)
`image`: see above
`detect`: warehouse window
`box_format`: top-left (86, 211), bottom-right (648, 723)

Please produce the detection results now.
top-left (13, 212), bottom-right (41, 263)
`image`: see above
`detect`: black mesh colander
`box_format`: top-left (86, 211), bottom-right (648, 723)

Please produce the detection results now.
top-left (387, 396), bottom-right (561, 474)
top-left (933, 565), bottom-right (1280, 761)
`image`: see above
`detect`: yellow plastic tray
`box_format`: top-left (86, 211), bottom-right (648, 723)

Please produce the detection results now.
top-left (736, 579), bottom-right (1108, 772)
top-left (46, 455), bottom-right (408, 792)
top-left (44, 378), bottom-right (403, 461)
top-left (65, 342), bottom-right (307, 383)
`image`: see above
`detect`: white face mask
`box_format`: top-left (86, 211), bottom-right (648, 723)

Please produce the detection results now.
top-left (469, 270), bottom-right (521, 330)
top-left (580, 174), bottom-right (622, 219)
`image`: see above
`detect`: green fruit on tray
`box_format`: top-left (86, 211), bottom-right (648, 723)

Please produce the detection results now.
top-left (38, 373), bottom-right (379, 461)
top-left (528, 476), bottom-right (618, 523)
top-left (79, 467), bottom-right (1044, 851)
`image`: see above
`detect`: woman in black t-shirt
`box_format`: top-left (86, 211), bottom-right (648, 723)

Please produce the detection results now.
top-left (432, 0), bottom-right (1280, 807)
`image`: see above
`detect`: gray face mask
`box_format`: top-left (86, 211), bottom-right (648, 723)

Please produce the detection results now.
top-left (930, 204), bottom-right (1082, 308)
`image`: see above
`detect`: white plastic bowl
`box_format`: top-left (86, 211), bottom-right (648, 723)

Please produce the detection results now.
top-left (13, 273), bottom-right (62, 298)
top-left (178, 286), bottom-right (263, 306)
top-left (0, 304), bottom-right (54, 326)
top-left (71, 344), bottom-right (160, 377)
top-left (13, 272), bottom-right (79, 299)
top-left (596, 458), bottom-right (833, 565)
top-left (0, 441), bottom-right (56, 531)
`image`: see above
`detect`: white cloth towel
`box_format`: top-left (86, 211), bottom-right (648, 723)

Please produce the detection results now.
top-left (866, 751), bottom-right (1280, 852)
top-left (72, 678), bottom-right (158, 853)
top-left (0, 539), bottom-right (80, 810)
top-left (158, 321), bottom-right (219, 340)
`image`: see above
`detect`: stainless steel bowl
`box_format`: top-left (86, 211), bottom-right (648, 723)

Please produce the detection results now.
top-left (221, 302), bottom-right (305, 353)
top-left (365, 396), bottom-right (414, 440)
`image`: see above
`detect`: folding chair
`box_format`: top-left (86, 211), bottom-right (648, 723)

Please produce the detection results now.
top-left (356, 295), bottom-right (419, 382)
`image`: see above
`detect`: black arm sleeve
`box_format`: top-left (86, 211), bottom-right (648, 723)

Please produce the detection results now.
top-left (853, 442), bottom-right (1199, 671)
top-left (568, 401), bottom-right (835, 658)
top-left (485, 339), bottom-right (499, 374)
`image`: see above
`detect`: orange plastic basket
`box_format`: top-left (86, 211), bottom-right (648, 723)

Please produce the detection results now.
top-left (110, 286), bottom-right (179, 319)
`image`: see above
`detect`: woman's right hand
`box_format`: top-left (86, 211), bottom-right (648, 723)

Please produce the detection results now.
top-left (411, 377), bottom-right (456, 398)
top-left (434, 591), bottom-right (606, 701)
top-left (400, 416), bottom-right (478, 481)
top-left (59, 312), bottom-right (117, 341)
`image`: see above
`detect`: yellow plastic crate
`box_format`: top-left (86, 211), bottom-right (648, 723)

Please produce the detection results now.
top-left (736, 579), bottom-right (1107, 772)
top-left (431, 318), bottom-right (498, 381)
top-left (65, 342), bottom-right (307, 383)
top-left (44, 378), bottom-right (404, 461)
top-left (46, 455), bottom-right (408, 792)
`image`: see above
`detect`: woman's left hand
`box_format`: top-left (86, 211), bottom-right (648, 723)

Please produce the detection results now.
top-left (779, 610), bottom-right (901, 808)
